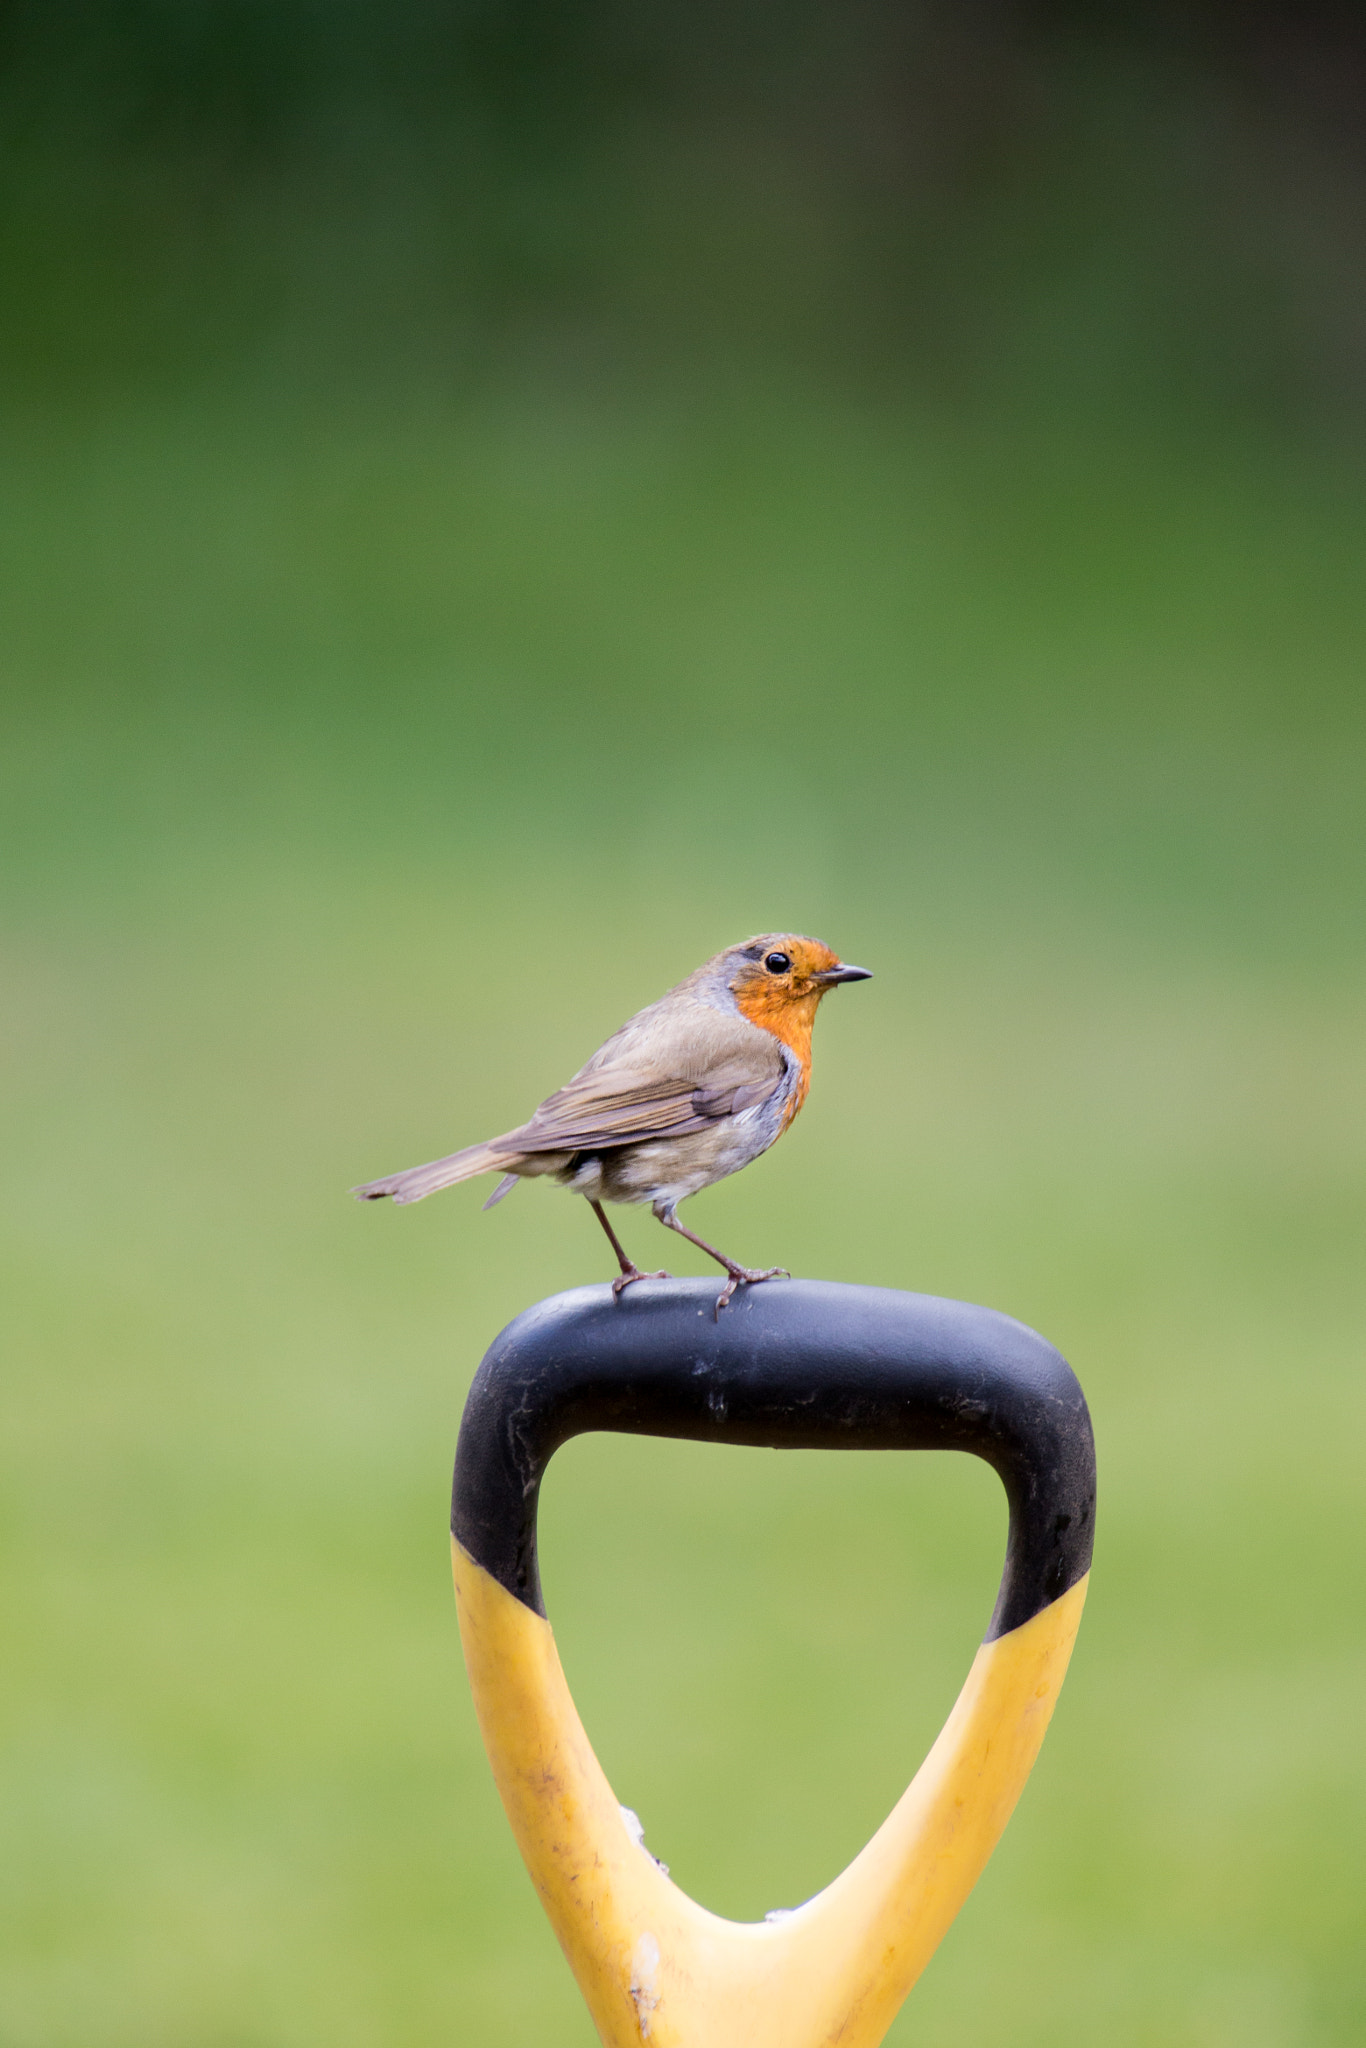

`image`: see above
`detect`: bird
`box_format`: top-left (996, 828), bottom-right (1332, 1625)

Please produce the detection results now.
top-left (353, 934), bottom-right (872, 1311)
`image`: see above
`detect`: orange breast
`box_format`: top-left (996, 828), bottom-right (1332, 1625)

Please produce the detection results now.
top-left (733, 986), bottom-right (818, 1127)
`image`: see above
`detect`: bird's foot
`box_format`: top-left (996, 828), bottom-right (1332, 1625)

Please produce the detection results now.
top-left (714, 1264), bottom-right (790, 1317)
top-left (611, 1264), bottom-right (673, 1300)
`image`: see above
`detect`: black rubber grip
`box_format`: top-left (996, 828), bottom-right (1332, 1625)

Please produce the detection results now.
top-left (453, 1279), bottom-right (1095, 1641)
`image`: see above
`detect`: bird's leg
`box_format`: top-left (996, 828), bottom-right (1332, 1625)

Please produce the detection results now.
top-left (652, 1205), bottom-right (789, 1316)
top-left (589, 1199), bottom-right (671, 1299)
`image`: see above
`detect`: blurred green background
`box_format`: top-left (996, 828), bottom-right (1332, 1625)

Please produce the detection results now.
top-left (3, 4), bottom-right (1364, 2043)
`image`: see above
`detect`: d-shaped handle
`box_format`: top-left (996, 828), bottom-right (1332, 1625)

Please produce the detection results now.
top-left (452, 1279), bottom-right (1095, 2048)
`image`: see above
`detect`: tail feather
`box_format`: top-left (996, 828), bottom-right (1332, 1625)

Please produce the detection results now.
top-left (352, 1139), bottom-right (515, 1206)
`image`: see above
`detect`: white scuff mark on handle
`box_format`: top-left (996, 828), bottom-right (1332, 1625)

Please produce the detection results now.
top-left (620, 1804), bottom-right (670, 1876)
top-left (620, 1806), bottom-right (646, 1849)
top-left (629, 1930), bottom-right (661, 2037)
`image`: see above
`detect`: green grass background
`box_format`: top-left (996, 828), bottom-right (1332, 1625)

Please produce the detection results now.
top-left (4, 8), bottom-right (1366, 2043)
top-left (5, 386), bottom-right (1363, 2047)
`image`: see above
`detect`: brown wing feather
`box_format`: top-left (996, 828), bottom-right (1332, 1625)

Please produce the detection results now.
top-left (509, 1067), bottom-right (779, 1155)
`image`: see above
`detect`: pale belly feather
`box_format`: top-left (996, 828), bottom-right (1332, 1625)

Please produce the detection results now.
top-left (561, 1100), bottom-right (785, 1211)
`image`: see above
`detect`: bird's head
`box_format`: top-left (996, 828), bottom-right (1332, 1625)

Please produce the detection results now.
top-left (724, 935), bottom-right (872, 1049)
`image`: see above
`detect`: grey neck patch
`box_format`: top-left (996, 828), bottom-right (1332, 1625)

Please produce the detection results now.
top-left (690, 956), bottom-right (746, 1017)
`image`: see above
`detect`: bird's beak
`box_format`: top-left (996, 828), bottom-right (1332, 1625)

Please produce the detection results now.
top-left (814, 964), bottom-right (873, 986)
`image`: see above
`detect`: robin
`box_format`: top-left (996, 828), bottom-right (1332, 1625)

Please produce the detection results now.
top-left (354, 934), bottom-right (872, 1310)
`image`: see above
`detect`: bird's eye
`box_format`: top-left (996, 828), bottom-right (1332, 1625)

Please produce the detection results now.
top-left (764, 951), bottom-right (791, 974)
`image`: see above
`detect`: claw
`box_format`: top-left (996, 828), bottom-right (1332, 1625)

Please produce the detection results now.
top-left (611, 1265), bottom-right (672, 1300)
top-left (714, 1265), bottom-right (790, 1318)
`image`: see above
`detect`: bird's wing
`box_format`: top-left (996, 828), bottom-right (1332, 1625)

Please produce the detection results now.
top-left (509, 1066), bottom-right (781, 1155)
